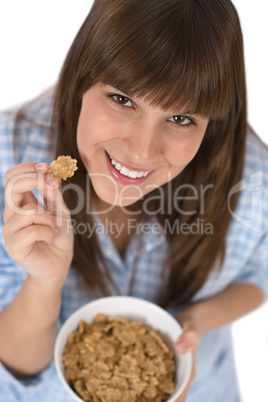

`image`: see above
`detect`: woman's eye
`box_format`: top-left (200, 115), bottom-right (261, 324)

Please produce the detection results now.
top-left (110, 94), bottom-right (133, 107)
top-left (168, 115), bottom-right (194, 126)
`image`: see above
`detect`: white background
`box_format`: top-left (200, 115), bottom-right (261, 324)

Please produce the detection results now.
top-left (0, 1), bottom-right (267, 401)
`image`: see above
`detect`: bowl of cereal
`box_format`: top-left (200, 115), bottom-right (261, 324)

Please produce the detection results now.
top-left (54, 296), bottom-right (192, 402)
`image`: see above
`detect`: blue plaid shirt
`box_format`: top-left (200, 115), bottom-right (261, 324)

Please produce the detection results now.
top-left (1, 93), bottom-right (268, 402)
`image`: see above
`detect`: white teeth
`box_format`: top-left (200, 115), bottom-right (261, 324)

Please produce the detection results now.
top-left (120, 166), bottom-right (130, 176)
top-left (128, 171), bottom-right (138, 179)
top-left (109, 155), bottom-right (151, 178)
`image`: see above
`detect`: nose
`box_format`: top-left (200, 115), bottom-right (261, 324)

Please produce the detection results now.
top-left (121, 118), bottom-right (161, 164)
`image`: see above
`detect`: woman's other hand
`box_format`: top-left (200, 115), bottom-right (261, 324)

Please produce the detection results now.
top-left (174, 311), bottom-right (201, 402)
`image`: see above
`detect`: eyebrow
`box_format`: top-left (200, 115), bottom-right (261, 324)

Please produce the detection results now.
top-left (105, 84), bottom-right (202, 118)
top-left (180, 110), bottom-right (198, 116)
top-left (107, 84), bottom-right (134, 98)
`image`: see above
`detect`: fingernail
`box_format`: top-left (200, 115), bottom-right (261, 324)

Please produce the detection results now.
top-left (46, 174), bottom-right (59, 186)
top-left (175, 340), bottom-right (189, 354)
top-left (54, 226), bottom-right (59, 234)
top-left (35, 163), bottom-right (45, 171)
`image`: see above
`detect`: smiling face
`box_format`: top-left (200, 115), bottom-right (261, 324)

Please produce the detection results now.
top-left (76, 83), bottom-right (209, 207)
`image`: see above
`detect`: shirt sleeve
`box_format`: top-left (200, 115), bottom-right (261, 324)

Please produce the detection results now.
top-left (0, 239), bottom-right (67, 401)
top-left (0, 242), bottom-right (52, 396)
top-left (226, 132), bottom-right (268, 300)
top-left (0, 107), bottom-right (56, 399)
top-left (0, 360), bottom-right (57, 402)
top-left (232, 231), bottom-right (268, 299)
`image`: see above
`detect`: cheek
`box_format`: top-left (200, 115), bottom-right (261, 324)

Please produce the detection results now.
top-left (166, 134), bottom-right (205, 169)
top-left (77, 102), bottom-right (123, 149)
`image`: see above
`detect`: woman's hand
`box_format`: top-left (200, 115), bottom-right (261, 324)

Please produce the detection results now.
top-left (174, 311), bottom-right (201, 402)
top-left (3, 162), bottom-right (74, 289)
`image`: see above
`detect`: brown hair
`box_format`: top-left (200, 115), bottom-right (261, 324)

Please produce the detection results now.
top-left (54, 0), bottom-right (247, 307)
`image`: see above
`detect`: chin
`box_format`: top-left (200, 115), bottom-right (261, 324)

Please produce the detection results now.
top-left (90, 181), bottom-right (140, 209)
top-left (101, 192), bottom-right (142, 208)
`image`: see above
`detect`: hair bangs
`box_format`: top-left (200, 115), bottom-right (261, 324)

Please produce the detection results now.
top-left (86, 0), bottom-right (235, 119)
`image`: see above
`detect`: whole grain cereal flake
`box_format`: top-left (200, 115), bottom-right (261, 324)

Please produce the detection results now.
top-left (48, 155), bottom-right (78, 183)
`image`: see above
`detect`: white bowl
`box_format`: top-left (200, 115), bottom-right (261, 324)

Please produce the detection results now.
top-left (54, 296), bottom-right (192, 401)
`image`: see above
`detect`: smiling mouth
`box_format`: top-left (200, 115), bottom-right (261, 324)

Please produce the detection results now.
top-left (107, 153), bottom-right (153, 179)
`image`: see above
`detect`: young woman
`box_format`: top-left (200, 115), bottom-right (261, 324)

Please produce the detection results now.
top-left (0, 0), bottom-right (268, 401)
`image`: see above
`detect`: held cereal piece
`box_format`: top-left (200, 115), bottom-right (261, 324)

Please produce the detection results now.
top-left (48, 155), bottom-right (78, 183)
top-left (62, 314), bottom-right (176, 402)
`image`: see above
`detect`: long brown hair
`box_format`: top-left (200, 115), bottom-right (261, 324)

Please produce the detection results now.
top-left (54, 0), bottom-right (247, 307)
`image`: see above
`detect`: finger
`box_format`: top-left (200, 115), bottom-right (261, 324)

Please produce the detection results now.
top-left (4, 162), bottom-right (50, 218)
top-left (175, 328), bottom-right (200, 354)
top-left (175, 352), bottom-right (196, 401)
top-left (175, 383), bottom-right (191, 402)
top-left (4, 172), bottom-right (59, 220)
top-left (41, 176), bottom-right (65, 216)
top-left (4, 172), bottom-right (70, 230)
top-left (3, 189), bottom-right (38, 223)
top-left (2, 204), bottom-right (56, 238)
top-left (4, 162), bottom-right (48, 185)
top-left (4, 224), bottom-right (55, 260)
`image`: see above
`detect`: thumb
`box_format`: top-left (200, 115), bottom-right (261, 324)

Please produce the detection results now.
top-left (175, 322), bottom-right (200, 354)
top-left (40, 174), bottom-right (69, 218)
top-left (42, 179), bottom-right (74, 250)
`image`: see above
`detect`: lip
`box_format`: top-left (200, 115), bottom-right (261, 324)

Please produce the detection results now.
top-left (105, 152), bottom-right (153, 185)
top-left (107, 152), bottom-right (154, 173)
